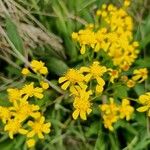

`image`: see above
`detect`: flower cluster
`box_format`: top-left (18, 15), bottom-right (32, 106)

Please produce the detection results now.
top-left (0, 60), bottom-right (50, 148)
top-left (58, 0), bottom-right (149, 131)
top-left (72, 2), bottom-right (139, 71)
top-left (100, 98), bottom-right (134, 131)
top-left (22, 60), bottom-right (48, 76)
top-left (59, 61), bottom-right (108, 120)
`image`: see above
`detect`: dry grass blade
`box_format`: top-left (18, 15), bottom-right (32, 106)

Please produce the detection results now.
top-left (0, 0), bottom-right (66, 58)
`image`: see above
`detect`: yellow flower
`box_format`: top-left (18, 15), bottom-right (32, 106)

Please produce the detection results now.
top-left (21, 68), bottom-right (30, 76)
top-left (70, 85), bottom-right (91, 97)
top-left (21, 82), bottom-right (43, 99)
top-left (10, 97), bottom-right (40, 122)
top-left (40, 81), bottom-right (49, 90)
top-left (132, 68), bottom-right (148, 83)
top-left (7, 88), bottom-right (22, 103)
top-left (119, 99), bottom-right (134, 120)
top-left (0, 106), bottom-right (12, 123)
top-left (31, 60), bottom-right (48, 75)
top-left (80, 61), bottom-right (106, 93)
top-left (4, 119), bottom-right (27, 139)
top-left (127, 79), bottom-right (135, 88)
top-left (100, 98), bottom-right (119, 130)
top-left (80, 61), bottom-right (107, 82)
top-left (27, 116), bottom-right (51, 139)
top-left (72, 89), bottom-right (92, 120)
top-left (103, 114), bottom-right (118, 131)
top-left (71, 28), bottom-right (96, 54)
top-left (137, 92), bottom-right (150, 116)
top-left (26, 139), bottom-right (35, 148)
top-left (59, 69), bottom-right (85, 90)
top-left (124, 0), bottom-right (131, 7)
top-left (108, 69), bottom-right (119, 83)
top-left (100, 98), bottom-right (119, 115)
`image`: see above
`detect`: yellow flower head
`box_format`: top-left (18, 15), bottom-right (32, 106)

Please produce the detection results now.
top-left (108, 69), bottom-right (119, 83)
top-left (4, 119), bottom-right (27, 139)
top-left (119, 99), bottom-right (134, 120)
top-left (127, 79), bottom-right (136, 88)
top-left (0, 106), bottom-right (12, 123)
top-left (31, 60), bottom-right (48, 75)
top-left (103, 114), bottom-right (118, 131)
top-left (40, 81), bottom-right (49, 90)
top-left (10, 97), bottom-right (40, 122)
top-left (124, 0), bottom-right (131, 7)
top-left (132, 68), bottom-right (148, 83)
top-left (27, 116), bottom-right (51, 139)
top-left (21, 68), bottom-right (30, 76)
top-left (72, 89), bottom-right (92, 120)
top-left (72, 28), bottom-right (96, 54)
top-left (100, 98), bottom-right (119, 130)
top-left (59, 69), bottom-right (85, 90)
top-left (26, 139), bottom-right (35, 148)
top-left (21, 82), bottom-right (43, 99)
top-left (137, 92), bottom-right (150, 116)
top-left (80, 61), bottom-right (106, 84)
top-left (7, 88), bottom-right (22, 103)
top-left (100, 98), bottom-right (119, 115)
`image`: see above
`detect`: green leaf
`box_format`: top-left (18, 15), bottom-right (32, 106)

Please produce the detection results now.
top-left (5, 17), bottom-right (23, 53)
top-left (114, 85), bottom-right (128, 99)
top-left (47, 57), bottom-right (69, 75)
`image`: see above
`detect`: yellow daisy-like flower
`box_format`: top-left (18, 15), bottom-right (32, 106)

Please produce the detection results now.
top-left (7, 88), bottom-right (22, 103)
top-left (40, 81), bottom-right (49, 90)
top-left (26, 139), bottom-right (35, 148)
top-left (100, 98), bottom-right (119, 131)
top-left (58, 69), bottom-right (85, 90)
top-left (21, 82), bottom-right (43, 99)
top-left (132, 68), bottom-right (148, 83)
top-left (21, 68), bottom-right (30, 76)
top-left (69, 85), bottom-right (91, 97)
top-left (137, 92), bottom-right (150, 116)
top-left (4, 119), bottom-right (27, 139)
top-left (103, 114), bottom-right (118, 131)
top-left (127, 79), bottom-right (136, 88)
top-left (100, 98), bottom-right (119, 115)
top-left (80, 61), bottom-right (106, 93)
top-left (27, 116), bottom-right (51, 139)
top-left (10, 97), bottom-right (40, 122)
top-left (31, 60), bottom-right (48, 75)
top-left (0, 106), bottom-right (12, 123)
top-left (108, 69), bottom-right (119, 83)
top-left (119, 99), bottom-right (134, 120)
top-left (72, 89), bottom-right (92, 120)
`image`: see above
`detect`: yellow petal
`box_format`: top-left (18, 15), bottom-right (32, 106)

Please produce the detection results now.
top-left (80, 111), bottom-right (87, 120)
top-left (38, 132), bottom-right (44, 139)
top-left (137, 106), bottom-right (149, 112)
top-left (61, 81), bottom-right (70, 90)
top-left (78, 82), bottom-right (87, 89)
top-left (19, 129), bottom-right (28, 135)
top-left (58, 77), bottom-right (67, 83)
top-left (79, 67), bottom-right (90, 73)
top-left (87, 108), bottom-right (92, 115)
top-left (72, 110), bottom-right (79, 120)
top-left (96, 85), bottom-right (104, 93)
top-left (27, 131), bottom-right (35, 138)
top-left (84, 74), bottom-right (92, 82)
top-left (9, 132), bottom-right (14, 139)
top-left (96, 77), bottom-right (105, 85)
top-left (80, 45), bottom-right (86, 54)
top-left (34, 93), bottom-right (43, 99)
